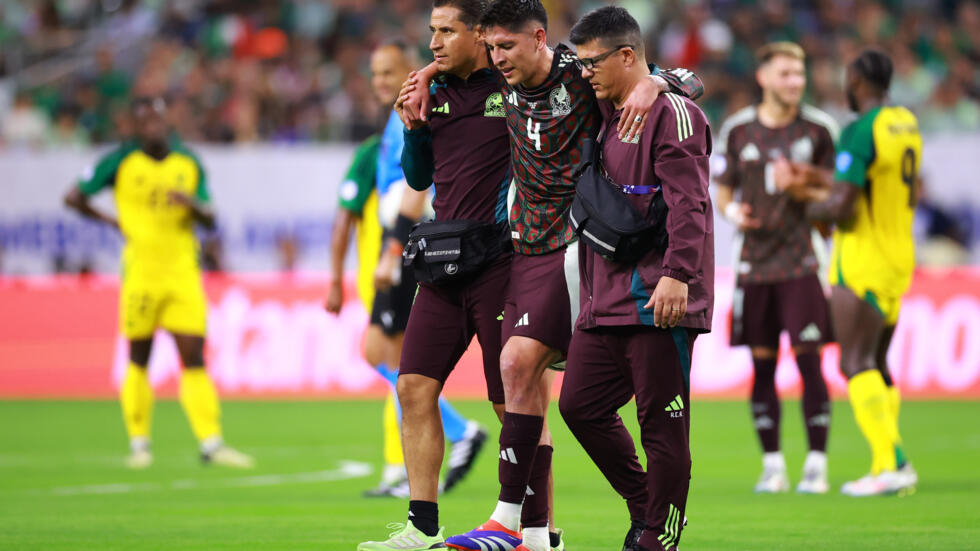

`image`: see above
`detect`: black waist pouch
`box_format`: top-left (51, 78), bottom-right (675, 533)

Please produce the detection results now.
top-left (568, 138), bottom-right (669, 264)
top-left (403, 219), bottom-right (510, 285)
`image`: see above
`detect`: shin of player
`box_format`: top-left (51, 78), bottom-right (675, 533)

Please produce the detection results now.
top-left (714, 42), bottom-right (836, 494)
top-left (65, 97), bottom-right (252, 469)
top-left (775, 49), bottom-right (920, 497)
top-left (561, 8), bottom-right (714, 551)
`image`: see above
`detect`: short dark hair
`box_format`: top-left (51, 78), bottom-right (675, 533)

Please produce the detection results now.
top-left (851, 48), bottom-right (893, 92)
top-left (433, 0), bottom-right (488, 29)
top-left (480, 0), bottom-right (547, 33)
top-left (569, 6), bottom-right (642, 51)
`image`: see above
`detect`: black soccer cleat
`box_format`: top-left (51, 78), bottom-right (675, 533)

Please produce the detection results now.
top-left (441, 424), bottom-right (488, 494)
top-left (623, 520), bottom-right (647, 551)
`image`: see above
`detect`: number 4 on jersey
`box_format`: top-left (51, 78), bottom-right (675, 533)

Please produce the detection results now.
top-left (527, 117), bottom-right (542, 151)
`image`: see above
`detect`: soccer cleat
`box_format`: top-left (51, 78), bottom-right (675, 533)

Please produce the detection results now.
top-left (754, 466), bottom-right (790, 493)
top-left (358, 521), bottom-right (448, 550)
top-left (365, 478), bottom-right (411, 498)
top-left (442, 424), bottom-right (488, 494)
top-left (796, 451), bottom-right (829, 494)
top-left (796, 466), bottom-right (829, 494)
top-left (125, 449), bottom-right (153, 469)
top-left (840, 470), bottom-right (913, 497)
top-left (898, 463), bottom-right (918, 488)
top-left (551, 528), bottom-right (565, 551)
top-left (202, 445), bottom-right (255, 468)
top-left (446, 520), bottom-right (522, 551)
top-left (623, 521), bottom-right (645, 551)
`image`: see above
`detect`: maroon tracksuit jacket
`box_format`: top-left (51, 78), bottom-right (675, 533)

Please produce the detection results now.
top-left (577, 93), bottom-right (715, 333)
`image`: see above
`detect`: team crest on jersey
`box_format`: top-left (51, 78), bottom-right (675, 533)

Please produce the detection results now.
top-left (740, 143), bottom-right (761, 161)
top-left (836, 151), bottom-right (853, 172)
top-left (790, 137), bottom-right (813, 162)
top-left (485, 92), bottom-right (505, 117)
top-left (550, 84), bottom-right (572, 117)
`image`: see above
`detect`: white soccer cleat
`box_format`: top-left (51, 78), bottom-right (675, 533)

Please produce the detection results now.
top-left (754, 468), bottom-right (790, 493)
top-left (840, 470), bottom-right (913, 497)
top-left (754, 453), bottom-right (790, 493)
top-left (125, 449), bottom-right (153, 469)
top-left (796, 451), bottom-right (829, 494)
top-left (203, 445), bottom-right (255, 469)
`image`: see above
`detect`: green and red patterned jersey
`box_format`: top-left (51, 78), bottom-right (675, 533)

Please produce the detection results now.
top-left (503, 43), bottom-right (704, 255)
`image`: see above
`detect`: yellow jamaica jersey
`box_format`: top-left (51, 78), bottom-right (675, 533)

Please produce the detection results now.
top-left (829, 105), bottom-right (922, 322)
top-left (337, 135), bottom-right (383, 310)
top-left (79, 138), bottom-right (211, 338)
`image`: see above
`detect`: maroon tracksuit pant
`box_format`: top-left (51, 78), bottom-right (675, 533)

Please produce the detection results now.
top-left (559, 325), bottom-right (695, 551)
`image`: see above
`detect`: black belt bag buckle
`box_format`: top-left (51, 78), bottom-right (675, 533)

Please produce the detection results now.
top-left (403, 220), bottom-right (509, 285)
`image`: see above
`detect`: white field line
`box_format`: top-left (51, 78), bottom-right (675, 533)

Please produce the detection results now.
top-left (48, 460), bottom-right (372, 496)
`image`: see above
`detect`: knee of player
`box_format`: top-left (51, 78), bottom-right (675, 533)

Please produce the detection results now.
top-left (840, 355), bottom-right (876, 380)
top-left (395, 375), bottom-right (439, 409)
top-left (498, 353), bottom-right (529, 387)
top-left (364, 347), bottom-right (385, 368)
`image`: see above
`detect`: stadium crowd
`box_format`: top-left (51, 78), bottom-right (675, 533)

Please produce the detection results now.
top-left (0, 0), bottom-right (978, 148)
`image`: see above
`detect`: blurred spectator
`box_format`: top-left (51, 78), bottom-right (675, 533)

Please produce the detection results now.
top-left (45, 104), bottom-right (90, 149)
top-left (1, 91), bottom-right (49, 147)
top-left (0, 0), bottom-right (977, 144)
top-left (919, 76), bottom-right (980, 132)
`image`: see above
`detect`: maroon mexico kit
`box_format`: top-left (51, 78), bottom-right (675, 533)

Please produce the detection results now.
top-left (399, 68), bottom-right (512, 404)
top-left (716, 104), bottom-right (838, 455)
top-left (486, 44), bottom-right (705, 532)
top-left (559, 94), bottom-right (713, 551)
top-left (716, 104), bottom-right (838, 348)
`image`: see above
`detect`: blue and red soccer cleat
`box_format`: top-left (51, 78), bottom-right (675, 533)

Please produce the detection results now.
top-left (446, 520), bottom-right (522, 551)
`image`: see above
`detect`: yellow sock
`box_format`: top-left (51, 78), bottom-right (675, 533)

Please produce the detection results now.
top-left (849, 370), bottom-right (899, 474)
top-left (121, 363), bottom-right (154, 440)
top-left (382, 391), bottom-right (404, 466)
top-left (179, 368), bottom-right (222, 442)
top-left (886, 384), bottom-right (901, 424)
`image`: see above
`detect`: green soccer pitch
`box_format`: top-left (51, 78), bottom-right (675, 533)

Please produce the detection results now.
top-left (1, 399), bottom-right (977, 550)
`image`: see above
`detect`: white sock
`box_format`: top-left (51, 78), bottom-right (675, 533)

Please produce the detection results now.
top-left (521, 527), bottom-right (550, 551)
top-left (803, 450), bottom-right (827, 473)
top-left (489, 500), bottom-right (522, 532)
top-left (762, 451), bottom-right (786, 472)
top-left (200, 436), bottom-right (222, 455)
top-left (130, 436), bottom-right (150, 453)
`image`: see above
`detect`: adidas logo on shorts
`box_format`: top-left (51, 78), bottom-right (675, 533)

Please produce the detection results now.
top-left (799, 323), bottom-right (822, 342)
top-left (514, 313), bottom-right (529, 328)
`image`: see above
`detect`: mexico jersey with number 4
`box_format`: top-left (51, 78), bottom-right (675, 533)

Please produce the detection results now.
top-left (503, 45), bottom-right (703, 256)
top-left (504, 44), bottom-right (599, 256)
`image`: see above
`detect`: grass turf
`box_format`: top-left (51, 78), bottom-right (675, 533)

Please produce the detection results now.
top-left (0, 399), bottom-right (977, 550)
